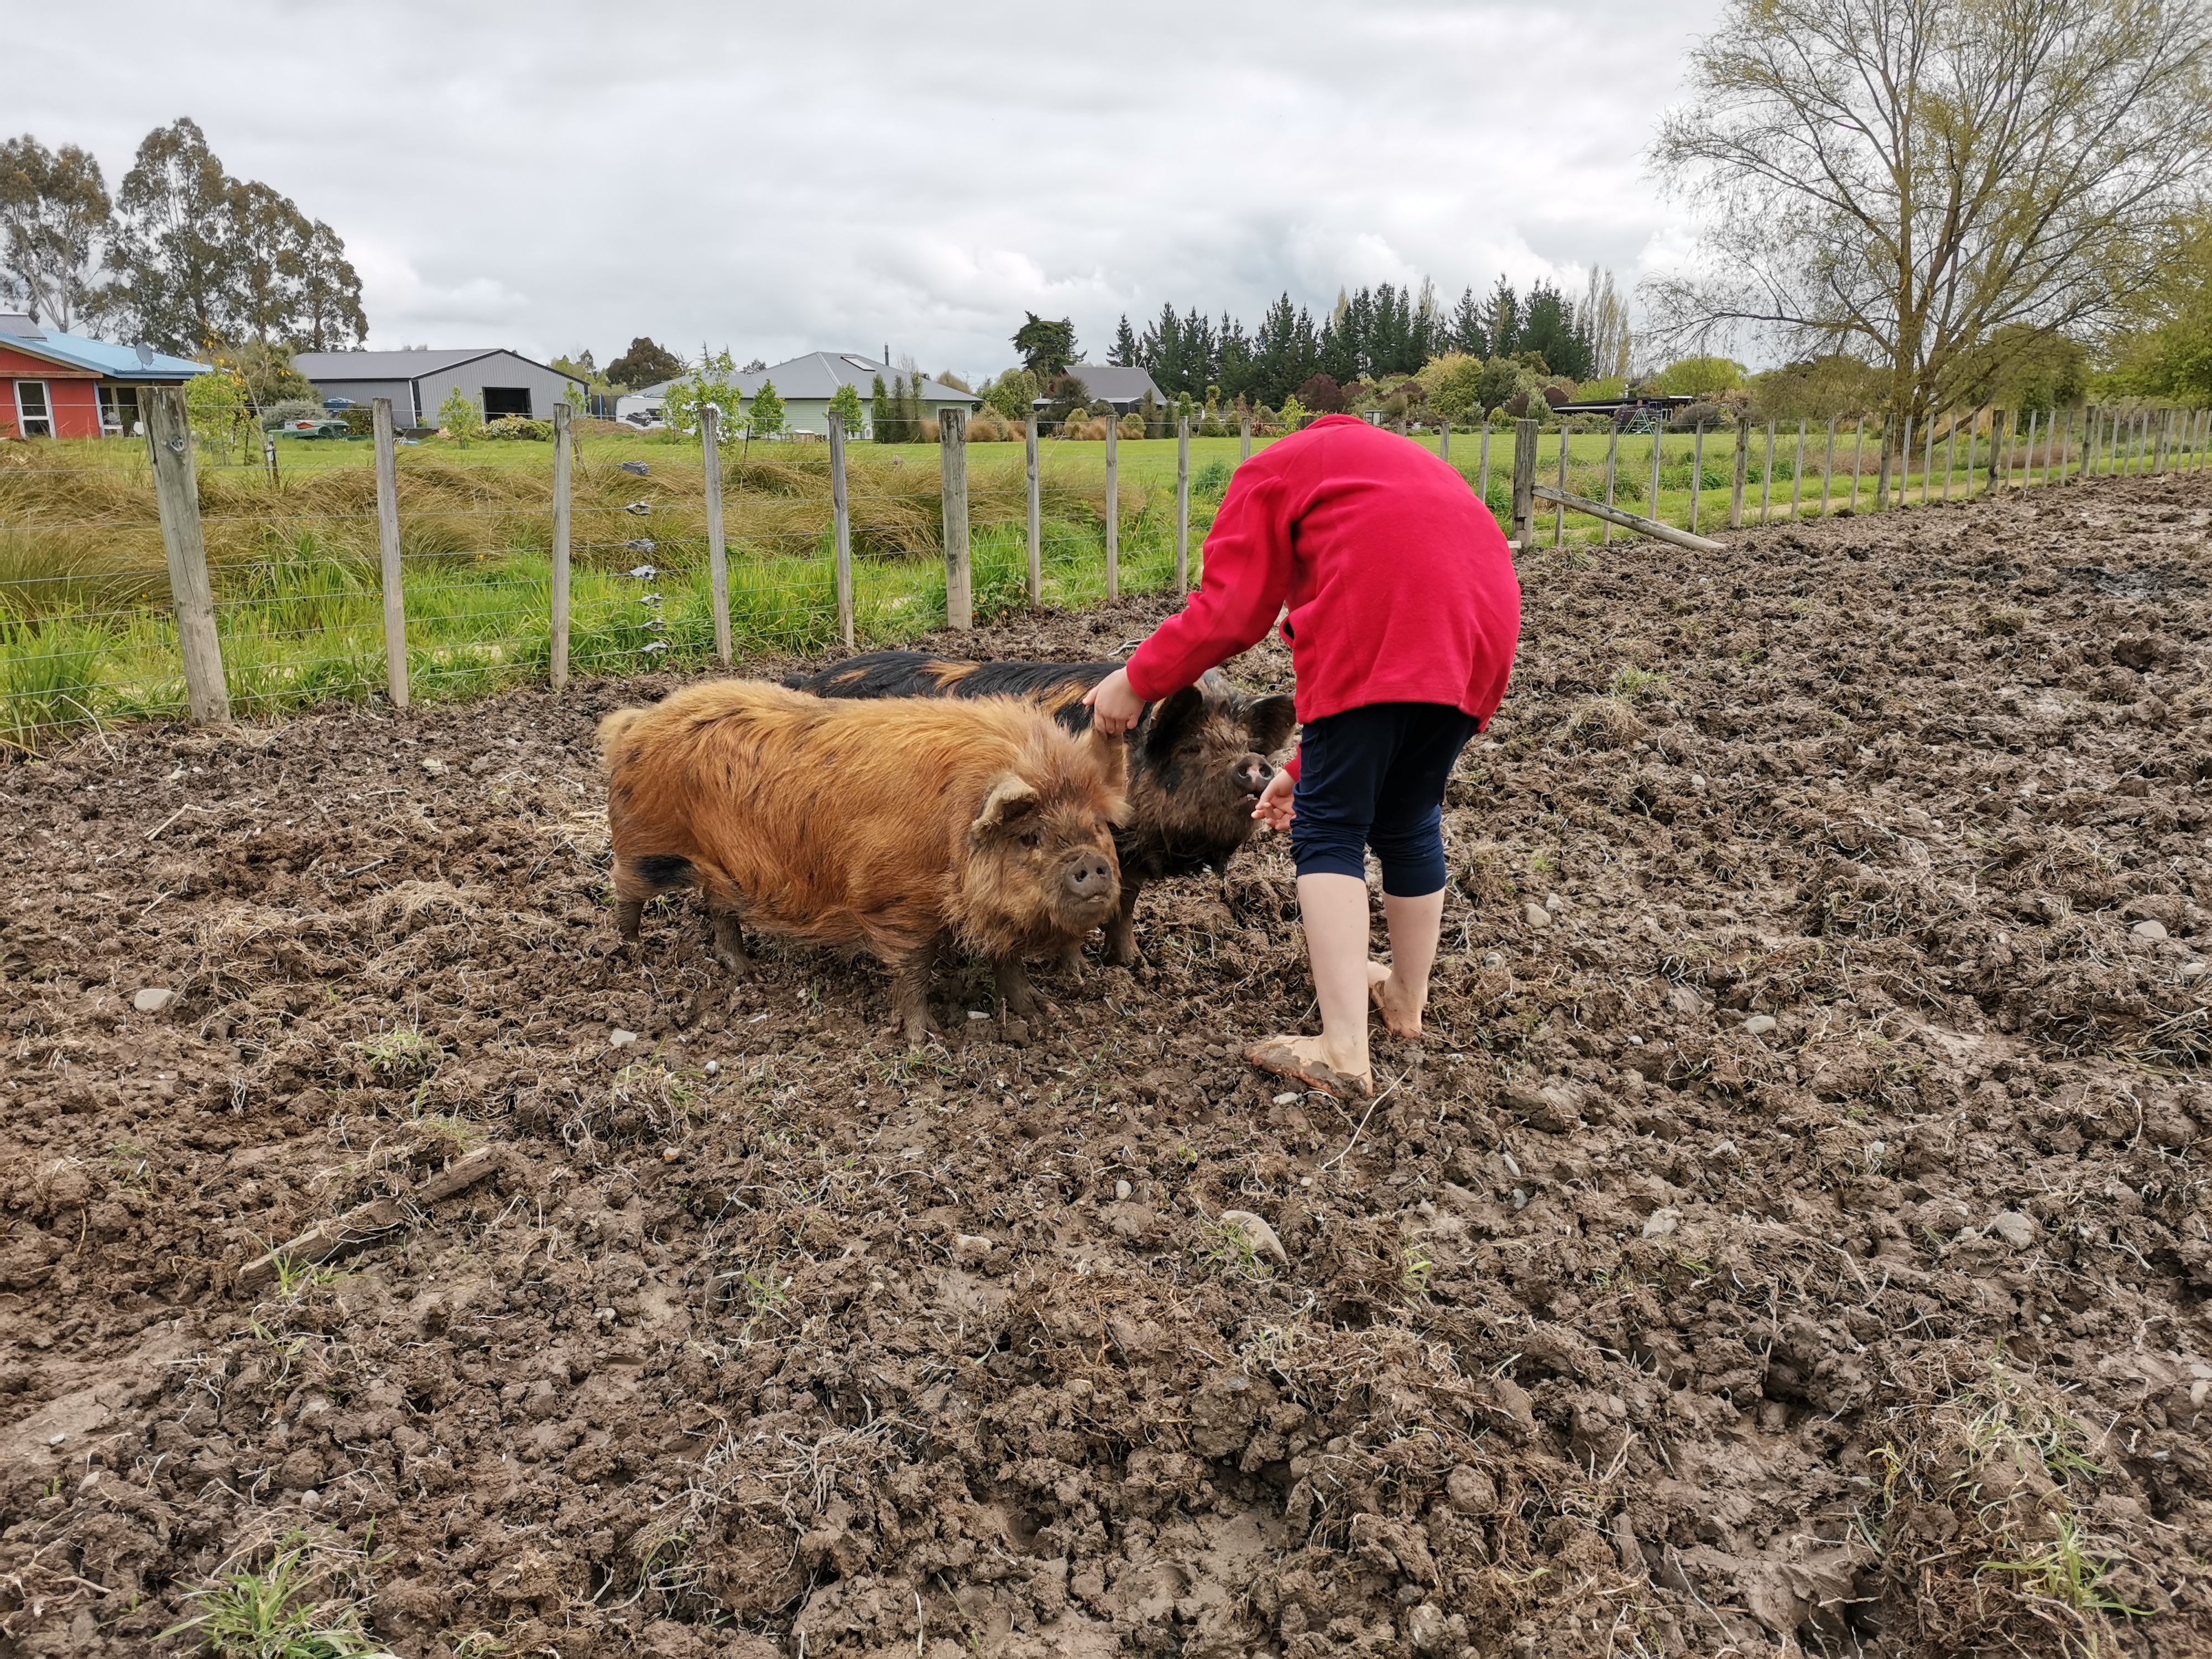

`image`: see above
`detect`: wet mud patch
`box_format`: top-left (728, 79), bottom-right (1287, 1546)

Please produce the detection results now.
top-left (5, 471), bottom-right (2212, 1656)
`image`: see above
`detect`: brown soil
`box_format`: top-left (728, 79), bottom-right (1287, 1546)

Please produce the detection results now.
top-left (6, 472), bottom-right (2212, 1659)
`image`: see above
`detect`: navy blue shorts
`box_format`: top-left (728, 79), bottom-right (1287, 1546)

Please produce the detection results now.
top-left (1289, 702), bottom-right (1480, 896)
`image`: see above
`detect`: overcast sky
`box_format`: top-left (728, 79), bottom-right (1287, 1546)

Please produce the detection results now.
top-left (16, 1), bottom-right (1719, 381)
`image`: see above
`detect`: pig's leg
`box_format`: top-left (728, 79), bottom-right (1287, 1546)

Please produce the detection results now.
top-left (1102, 878), bottom-right (1144, 967)
top-left (992, 956), bottom-right (1041, 1018)
top-left (611, 859), bottom-right (647, 943)
top-left (888, 939), bottom-right (941, 1046)
top-left (708, 904), bottom-right (750, 975)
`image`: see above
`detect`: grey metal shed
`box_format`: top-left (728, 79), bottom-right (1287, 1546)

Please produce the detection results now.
top-left (295, 348), bottom-right (585, 430)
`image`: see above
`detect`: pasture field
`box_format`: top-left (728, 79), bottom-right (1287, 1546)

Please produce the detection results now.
top-left (3, 469), bottom-right (2210, 1657)
top-left (2, 418), bottom-right (2141, 753)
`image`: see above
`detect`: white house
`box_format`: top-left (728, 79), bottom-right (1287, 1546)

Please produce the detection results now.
top-left (614, 352), bottom-right (981, 437)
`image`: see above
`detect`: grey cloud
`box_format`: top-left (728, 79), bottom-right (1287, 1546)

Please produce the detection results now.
top-left (17, 0), bottom-right (1719, 375)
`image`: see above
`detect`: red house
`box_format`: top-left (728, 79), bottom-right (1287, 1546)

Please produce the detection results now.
top-left (0, 314), bottom-right (209, 440)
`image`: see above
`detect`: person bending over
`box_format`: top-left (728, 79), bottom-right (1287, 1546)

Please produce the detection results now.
top-left (1085, 413), bottom-right (1521, 1098)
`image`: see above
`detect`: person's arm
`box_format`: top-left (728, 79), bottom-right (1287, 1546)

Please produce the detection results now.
top-left (1120, 466), bottom-right (1298, 702)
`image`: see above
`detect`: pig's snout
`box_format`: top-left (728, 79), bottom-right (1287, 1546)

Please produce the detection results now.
top-left (1062, 849), bottom-right (1115, 902)
top-left (1233, 755), bottom-right (1274, 797)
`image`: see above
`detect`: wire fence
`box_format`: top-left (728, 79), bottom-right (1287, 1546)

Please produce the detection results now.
top-left (1, 394), bottom-right (2205, 752)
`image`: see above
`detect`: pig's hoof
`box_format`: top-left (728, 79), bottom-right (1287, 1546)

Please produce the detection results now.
top-left (713, 944), bottom-right (750, 975)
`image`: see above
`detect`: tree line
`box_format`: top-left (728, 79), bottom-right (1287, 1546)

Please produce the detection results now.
top-left (1086, 272), bottom-right (1631, 408)
top-left (0, 119), bottom-right (366, 358)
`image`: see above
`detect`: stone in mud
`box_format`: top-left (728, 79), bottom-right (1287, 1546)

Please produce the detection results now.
top-left (1522, 901), bottom-right (1552, 929)
top-left (1500, 1079), bottom-right (1577, 1133)
top-left (1215, 1208), bottom-right (1287, 1265)
top-left (2132, 919), bottom-right (2169, 941)
top-left (1989, 1210), bottom-right (2036, 1250)
top-left (1406, 1601), bottom-right (1452, 1655)
top-left (132, 987), bottom-right (176, 1014)
top-left (1743, 1014), bottom-right (1778, 1036)
top-left (1642, 1207), bottom-right (1682, 1239)
top-left (952, 1233), bottom-right (994, 1265)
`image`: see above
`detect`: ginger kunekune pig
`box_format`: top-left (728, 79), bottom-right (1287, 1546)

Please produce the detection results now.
top-left (600, 680), bottom-right (1125, 1041)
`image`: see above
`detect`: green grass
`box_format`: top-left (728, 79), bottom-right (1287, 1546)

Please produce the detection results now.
top-left (0, 412), bottom-right (2185, 750)
top-left (160, 1534), bottom-right (388, 1657)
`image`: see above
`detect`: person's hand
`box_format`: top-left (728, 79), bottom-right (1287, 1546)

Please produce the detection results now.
top-left (1251, 768), bottom-right (1295, 832)
top-left (1082, 667), bottom-right (1146, 737)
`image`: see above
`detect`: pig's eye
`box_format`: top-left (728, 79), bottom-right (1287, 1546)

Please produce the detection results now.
top-left (1019, 830), bottom-right (1040, 848)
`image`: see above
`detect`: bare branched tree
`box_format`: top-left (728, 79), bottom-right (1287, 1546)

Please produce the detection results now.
top-left (1647, 0), bottom-right (2212, 445)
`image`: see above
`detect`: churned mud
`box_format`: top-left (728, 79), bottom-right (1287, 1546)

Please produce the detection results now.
top-left (5, 471), bottom-right (2212, 1657)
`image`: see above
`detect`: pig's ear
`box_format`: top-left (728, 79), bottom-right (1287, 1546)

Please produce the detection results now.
top-left (1246, 694), bottom-right (1297, 756)
top-left (1087, 721), bottom-right (1129, 792)
top-left (971, 774), bottom-right (1043, 840)
top-left (1142, 684), bottom-right (1206, 757)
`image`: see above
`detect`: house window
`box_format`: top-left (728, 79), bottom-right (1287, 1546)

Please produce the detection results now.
top-left (97, 384), bottom-right (142, 437)
top-left (482, 387), bottom-right (532, 419)
top-left (14, 380), bottom-right (52, 438)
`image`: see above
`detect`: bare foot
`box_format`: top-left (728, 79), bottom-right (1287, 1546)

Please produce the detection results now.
top-left (1245, 1035), bottom-right (1373, 1100)
top-left (1367, 961), bottom-right (1423, 1040)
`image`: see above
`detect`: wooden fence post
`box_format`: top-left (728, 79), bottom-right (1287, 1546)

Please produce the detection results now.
top-left (1728, 414), bottom-right (1748, 528)
top-left (1239, 413), bottom-right (1251, 462)
top-left (550, 401), bottom-right (571, 690)
top-left (1851, 417), bottom-right (1866, 509)
top-left (1648, 422), bottom-right (1665, 534)
top-left (1791, 418), bottom-right (1807, 517)
top-left (1553, 424), bottom-right (1569, 546)
top-left (1818, 417), bottom-right (1837, 515)
top-left (2057, 406), bottom-right (2074, 484)
top-left (1760, 420), bottom-right (1774, 523)
top-left (144, 385), bottom-right (229, 724)
top-left (1921, 415), bottom-right (1934, 503)
top-left (1024, 414), bottom-right (1041, 606)
top-left (1103, 413), bottom-right (1119, 601)
top-left (1606, 424), bottom-right (1624, 544)
top-left (1175, 415), bottom-right (1191, 591)
top-left (700, 403), bottom-right (731, 666)
top-left (1438, 419), bottom-right (1450, 465)
top-left (1898, 416), bottom-right (1914, 508)
top-left (941, 406), bottom-right (971, 628)
top-left (828, 413), bottom-right (855, 648)
top-left (371, 397), bottom-right (408, 708)
top-left (1689, 421), bottom-right (1707, 533)
top-left (1510, 419), bottom-right (1538, 551)
top-left (1477, 425), bottom-right (1491, 503)
top-left (1987, 410), bottom-right (2006, 492)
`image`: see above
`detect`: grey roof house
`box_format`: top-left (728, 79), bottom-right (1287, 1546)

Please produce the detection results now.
top-left (1039, 364), bottom-right (1166, 414)
top-left (294, 348), bottom-right (586, 430)
top-left (614, 353), bottom-right (981, 437)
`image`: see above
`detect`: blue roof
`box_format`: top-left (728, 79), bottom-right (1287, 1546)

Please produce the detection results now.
top-left (0, 316), bottom-right (209, 381)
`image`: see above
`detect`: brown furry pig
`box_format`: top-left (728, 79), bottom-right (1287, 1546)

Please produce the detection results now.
top-left (599, 680), bottom-right (1125, 1041)
top-left (786, 651), bottom-right (1296, 964)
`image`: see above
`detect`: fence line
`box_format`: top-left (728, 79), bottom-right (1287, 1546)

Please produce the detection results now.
top-left (2, 399), bottom-right (2207, 748)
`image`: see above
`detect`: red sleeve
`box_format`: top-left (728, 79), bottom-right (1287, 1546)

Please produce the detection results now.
top-left (1285, 745), bottom-right (1301, 782)
top-left (1123, 462), bottom-right (1297, 701)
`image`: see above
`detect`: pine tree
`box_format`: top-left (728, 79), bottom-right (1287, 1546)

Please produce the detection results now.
top-left (1110, 314), bottom-right (1139, 367)
top-left (1479, 278), bottom-right (1520, 359)
top-left (870, 374), bottom-right (891, 442)
top-left (1448, 287), bottom-right (1485, 357)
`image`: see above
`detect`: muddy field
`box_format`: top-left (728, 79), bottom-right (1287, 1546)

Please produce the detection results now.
top-left (6, 471), bottom-right (2212, 1658)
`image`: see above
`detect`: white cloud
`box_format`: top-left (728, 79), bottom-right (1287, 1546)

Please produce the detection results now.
top-left (14, 0), bottom-right (1721, 373)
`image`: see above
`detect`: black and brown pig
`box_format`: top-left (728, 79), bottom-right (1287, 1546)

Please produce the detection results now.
top-left (786, 651), bottom-right (1296, 964)
top-left (599, 680), bottom-right (1125, 1041)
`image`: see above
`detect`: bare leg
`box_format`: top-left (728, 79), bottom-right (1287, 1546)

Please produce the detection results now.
top-left (992, 956), bottom-right (1041, 1018)
top-left (1369, 887), bottom-right (1446, 1040)
top-left (888, 939), bottom-right (940, 1047)
top-left (1102, 878), bottom-right (1144, 966)
top-left (709, 906), bottom-right (750, 975)
top-left (1254, 873), bottom-right (1373, 1086)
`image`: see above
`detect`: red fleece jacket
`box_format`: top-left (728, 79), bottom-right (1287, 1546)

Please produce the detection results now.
top-left (1123, 414), bottom-right (1521, 776)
